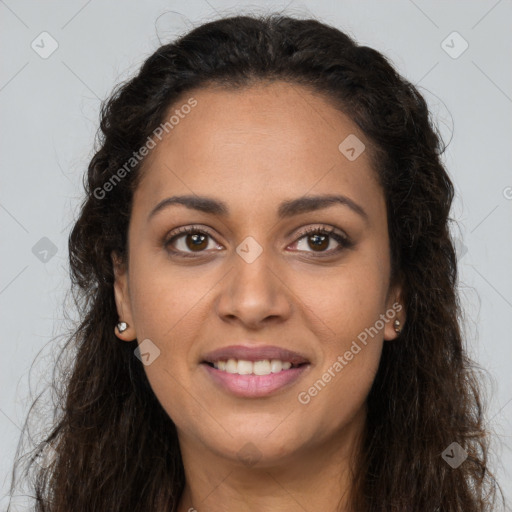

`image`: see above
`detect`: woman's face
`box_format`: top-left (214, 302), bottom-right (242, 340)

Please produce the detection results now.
top-left (113, 81), bottom-right (403, 468)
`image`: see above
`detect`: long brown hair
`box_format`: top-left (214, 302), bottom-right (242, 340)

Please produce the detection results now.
top-left (8, 13), bottom-right (504, 511)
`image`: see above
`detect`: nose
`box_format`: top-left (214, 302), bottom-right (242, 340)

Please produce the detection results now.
top-left (215, 247), bottom-right (292, 329)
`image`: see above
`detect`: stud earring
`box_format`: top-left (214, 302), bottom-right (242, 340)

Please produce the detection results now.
top-left (117, 322), bottom-right (128, 333)
top-left (393, 319), bottom-right (401, 334)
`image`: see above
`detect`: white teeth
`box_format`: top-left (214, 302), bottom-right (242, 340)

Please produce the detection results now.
top-left (211, 358), bottom-right (296, 375)
top-left (253, 360), bottom-right (271, 375)
top-left (270, 359), bottom-right (282, 373)
top-left (225, 359), bottom-right (238, 373)
top-left (237, 360), bottom-right (253, 375)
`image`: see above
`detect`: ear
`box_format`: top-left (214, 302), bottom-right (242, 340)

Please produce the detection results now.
top-left (383, 283), bottom-right (406, 341)
top-left (111, 250), bottom-right (137, 342)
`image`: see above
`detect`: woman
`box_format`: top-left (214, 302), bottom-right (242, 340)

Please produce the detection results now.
top-left (9, 13), bottom-right (503, 512)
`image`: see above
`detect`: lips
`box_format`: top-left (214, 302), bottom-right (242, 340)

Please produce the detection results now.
top-left (200, 344), bottom-right (311, 398)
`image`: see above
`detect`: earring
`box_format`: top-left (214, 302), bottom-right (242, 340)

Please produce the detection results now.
top-left (117, 321), bottom-right (128, 333)
top-left (393, 319), bottom-right (401, 334)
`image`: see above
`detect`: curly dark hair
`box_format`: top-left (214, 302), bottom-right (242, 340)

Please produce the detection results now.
top-left (7, 12), bottom-right (504, 512)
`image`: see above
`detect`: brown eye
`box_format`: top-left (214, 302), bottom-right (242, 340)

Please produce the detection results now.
top-left (184, 232), bottom-right (208, 251)
top-left (164, 225), bottom-right (352, 259)
top-left (306, 233), bottom-right (329, 251)
top-left (292, 226), bottom-right (351, 255)
top-left (165, 227), bottom-right (221, 256)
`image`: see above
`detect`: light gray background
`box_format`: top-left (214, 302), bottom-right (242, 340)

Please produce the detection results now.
top-left (1, 0), bottom-right (511, 509)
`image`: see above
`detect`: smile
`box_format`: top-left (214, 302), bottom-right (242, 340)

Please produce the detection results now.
top-left (207, 358), bottom-right (303, 375)
top-left (200, 344), bottom-right (311, 397)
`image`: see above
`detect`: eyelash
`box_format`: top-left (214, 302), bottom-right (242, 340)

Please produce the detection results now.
top-left (163, 225), bottom-right (353, 259)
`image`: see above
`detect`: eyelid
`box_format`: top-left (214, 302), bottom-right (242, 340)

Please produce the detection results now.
top-left (293, 224), bottom-right (349, 242)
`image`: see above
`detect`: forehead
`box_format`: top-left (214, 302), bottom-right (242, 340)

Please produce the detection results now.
top-left (134, 81), bottom-right (384, 221)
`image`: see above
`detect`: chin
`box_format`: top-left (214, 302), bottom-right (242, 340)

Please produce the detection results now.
top-left (202, 426), bottom-right (308, 468)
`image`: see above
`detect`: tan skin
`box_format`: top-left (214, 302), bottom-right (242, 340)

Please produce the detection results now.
top-left (112, 81), bottom-right (404, 512)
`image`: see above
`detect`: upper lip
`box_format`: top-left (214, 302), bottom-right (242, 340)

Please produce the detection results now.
top-left (201, 345), bottom-right (310, 365)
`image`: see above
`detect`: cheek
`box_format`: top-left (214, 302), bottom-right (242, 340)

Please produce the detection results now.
top-left (127, 273), bottom-right (198, 427)
top-left (293, 256), bottom-right (388, 415)
top-left (128, 259), bottom-right (213, 341)
top-left (298, 341), bottom-right (382, 441)
top-left (126, 264), bottom-right (202, 391)
top-left (297, 257), bottom-right (389, 339)
top-left (126, 255), bottom-right (220, 401)
top-left (295, 268), bottom-right (387, 424)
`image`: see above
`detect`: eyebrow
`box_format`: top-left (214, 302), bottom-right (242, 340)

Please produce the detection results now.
top-left (147, 194), bottom-right (369, 222)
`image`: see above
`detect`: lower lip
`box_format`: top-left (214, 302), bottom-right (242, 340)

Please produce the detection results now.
top-left (202, 363), bottom-right (310, 398)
